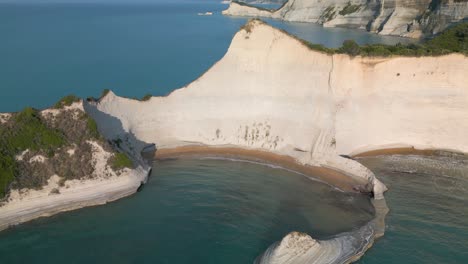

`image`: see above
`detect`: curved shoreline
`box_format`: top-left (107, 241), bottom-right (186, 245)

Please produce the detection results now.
top-left (0, 166), bottom-right (150, 233)
top-left (155, 145), bottom-right (369, 194)
top-left (153, 145), bottom-right (389, 263)
top-left (351, 146), bottom-right (468, 158)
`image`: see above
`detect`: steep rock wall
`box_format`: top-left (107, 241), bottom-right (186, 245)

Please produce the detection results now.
top-left (223, 0), bottom-right (468, 37)
top-left (92, 20), bottom-right (468, 199)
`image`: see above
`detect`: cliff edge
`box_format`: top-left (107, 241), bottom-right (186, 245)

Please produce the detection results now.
top-left (223, 0), bottom-right (468, 38)
top-left (91, 20), bottom-right (468, 199)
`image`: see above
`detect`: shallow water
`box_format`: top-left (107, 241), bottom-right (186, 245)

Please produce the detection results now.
top-left (0, 158), bottom-right (374, 263)
top-left (0, 1), bottom-right (412, 112)
top-left (358, 155), bottom-right (468, 263)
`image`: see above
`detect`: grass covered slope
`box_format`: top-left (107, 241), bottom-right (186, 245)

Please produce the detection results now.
top-left (0, 108), bottom-right (64, 197)
top-left (0, 96), bottom-right (133, 199)
top-left (296, 21), bottom-right (468, 56)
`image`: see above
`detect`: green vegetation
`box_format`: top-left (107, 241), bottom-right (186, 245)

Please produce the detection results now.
top-left (0, 153), bottom-right (16, 198)
top-left (339, 2), bottom-right (361, 16)
top-left (86, 117), bottom-right (100, 139)
top-left (4, 108), bottom-right (64, 152)
top-left (101, 89), bottom-right (110, 99)
top-left (339, 40), bottom-right (361, 56)
top-left (0, 107), bottom-right (65, 197)
top-left (241, 22), bottom-right (254, 34)
top-left (111, 152), bottom-right (133, 170)
top-left (298, 22), bottom-right (468, 57)
top-left (141, 94), bottom-right (152, 101)
top-left (321, 6), bottom-right (336, 22)
top-left (54, 95), bottom-right (80, 109)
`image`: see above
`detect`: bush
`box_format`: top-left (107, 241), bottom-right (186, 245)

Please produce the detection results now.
top-left (7, 107), bottom-right (65, 152)
top-left (339, 40), bottom-right (361, 56)
top-left (0, 107), bottom-right (65, 198)
top-left (54, 95), bottom-right (80, 109)
top-left (111, 153), bottom-right (133, 170)
top-left (100, 89), bottom-right (110, 99)
top-left (339, 2), bottom-right (361, 16)
top-left (0, 153), bottom-right (16, 198)
top-left (293, 21), bottom-right (468, 57)
top-left (86, 117), bottom-right (100, 139)
top-left (141, 94), bottom-right (152, 101)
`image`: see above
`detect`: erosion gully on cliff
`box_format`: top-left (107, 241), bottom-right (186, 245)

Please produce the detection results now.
top-left (223, 0), bottom-right (468, 38)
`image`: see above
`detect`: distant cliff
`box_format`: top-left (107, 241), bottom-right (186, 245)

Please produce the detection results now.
top-left (223, 0), bottom-right (468, 38)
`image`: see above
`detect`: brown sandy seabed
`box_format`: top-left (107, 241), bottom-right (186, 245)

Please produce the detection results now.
top-left (153, 145), bottom-right (370, 193)
top-left (149, 145), bottom-right (464, 262)
top-left (150, 145), bottom-right (467, 193)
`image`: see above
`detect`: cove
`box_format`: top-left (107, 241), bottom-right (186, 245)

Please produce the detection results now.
top-left (0, 158), bottom-right (374, 263)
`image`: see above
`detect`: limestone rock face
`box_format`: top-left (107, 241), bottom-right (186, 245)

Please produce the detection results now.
top-left (223, 0), bottom-right (468, 37)
top-left (92, 20), bottom-right (468, 200)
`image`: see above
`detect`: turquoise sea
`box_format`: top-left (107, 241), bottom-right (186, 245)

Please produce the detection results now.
top-left (0, 1), bottom-right (412, 112)
top-left (0, 158), bottom-right (375, 263)
top-left (1, 1), bottom-right (466, 263)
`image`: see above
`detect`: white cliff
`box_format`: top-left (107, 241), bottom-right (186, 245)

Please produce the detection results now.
top-left (89, 20), bottom-right (468, 199)
top-left (223, 0), bottom-right (468, 37)
top-left (2, 19), bottom-right (467, 262)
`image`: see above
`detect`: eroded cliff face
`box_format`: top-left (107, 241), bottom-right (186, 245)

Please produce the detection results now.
top-left (92, 20), bottom-right (468, 200)
top-left (223, 0), bottom-right (468, 37)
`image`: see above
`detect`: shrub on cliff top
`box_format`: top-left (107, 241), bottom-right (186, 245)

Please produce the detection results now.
top-left (111, 152), bottom-right (133, 170)
top-left (141, 94), bottom-right (152, 101)
top-left (0, 107), bottom-right (65, 198)
top-left (0, 152), bottom-right (16, 198)
top-left (7, 107), bottom-right (65, 152)
top-left (86, 117), bottom-right (100, 139)
top-left (425, 22), bottom-right (468, 54)
top-left (295, 21), bottom-right (468, 57)
top-left (339, 40), bottom-right (361, 56)
top-left (100, 89), bottom-right (110, 99)
top-left (54, 95), bottom-right (80, 109)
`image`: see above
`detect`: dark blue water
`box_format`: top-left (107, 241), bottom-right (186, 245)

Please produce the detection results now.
top-left (0, 158), bottom-right (374, 263)
top-left (0, 1), bottom-right (412, 112)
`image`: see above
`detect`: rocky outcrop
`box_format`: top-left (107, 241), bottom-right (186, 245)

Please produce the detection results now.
top-left (0, 100), bottom-right (151, 231)
top-left (223, 0), bottom-right (468, 37)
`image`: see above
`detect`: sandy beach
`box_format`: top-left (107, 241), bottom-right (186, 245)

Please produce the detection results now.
top-left (155, 145), bottom-right (368, 193)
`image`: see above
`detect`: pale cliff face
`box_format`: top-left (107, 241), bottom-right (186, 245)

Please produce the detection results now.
top-left (91, 20), bottom-right (468, 198)
top-left (223, 0), bottom-right (468, 37)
